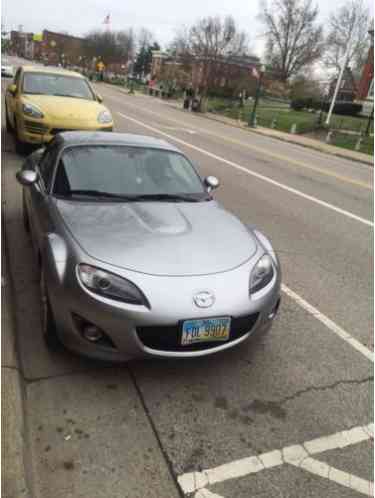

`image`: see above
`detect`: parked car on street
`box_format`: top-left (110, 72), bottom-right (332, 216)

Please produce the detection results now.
top-left (16, 132), bottom-right (281, 362)
top-left (5, 66), bottom-right (113, 153)
top-left (1, 59), bottom-right (14, 78)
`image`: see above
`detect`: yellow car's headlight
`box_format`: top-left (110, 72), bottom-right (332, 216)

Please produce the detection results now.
top-left (97, 110), bottom-right (112, 124)
top-left (22, 103), bottom-right (44, 119)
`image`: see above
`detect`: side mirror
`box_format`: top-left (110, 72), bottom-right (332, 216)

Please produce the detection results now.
top-left (96, 93), bottom-right (103, 103)
top-left (16, 170), bottom-right (39, 186)
top-left (7, 84), bottom-right (17, 96)
top-left (204, 175), bottom-right (220, 192)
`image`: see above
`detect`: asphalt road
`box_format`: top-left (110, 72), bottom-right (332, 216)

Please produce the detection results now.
top-left (2, 61), bottom-right (374, 498)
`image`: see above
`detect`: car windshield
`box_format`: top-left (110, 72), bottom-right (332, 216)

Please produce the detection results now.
top-left (53, 145), bottom-right (208, 201)
top-left (23, 72), bottom-right (94, 100)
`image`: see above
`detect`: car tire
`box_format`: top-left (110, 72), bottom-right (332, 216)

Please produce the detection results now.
top-left (22, 193), bottom-right (30, 233)
top-left (14, 118), bottom-right (28, 155)
top-left (40, 268), bottom-right (62, 352)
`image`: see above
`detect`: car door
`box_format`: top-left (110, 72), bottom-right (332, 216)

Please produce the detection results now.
top-left (28, 143), bottom-right (59, 253)
top-left (6, 67), bottom-right (22, 128)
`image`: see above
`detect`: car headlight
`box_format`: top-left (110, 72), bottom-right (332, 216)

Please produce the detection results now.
top-left (77, 264), bottom-right (149, 307)
top-left (22, 102), bottom-right (44, 118)
top-left (250, 254), bottom-right (274, 295)
top-left (97, 110), bottom-right (112, 124)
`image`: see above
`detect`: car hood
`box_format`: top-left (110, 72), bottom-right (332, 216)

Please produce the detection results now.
top-left (55, 200), bottom-right (257, 276)
top-left (22, 95), bottom-right (108, 124)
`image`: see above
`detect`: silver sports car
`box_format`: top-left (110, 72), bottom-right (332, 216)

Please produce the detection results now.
top-left (16, 132), bottom-right (281, 361)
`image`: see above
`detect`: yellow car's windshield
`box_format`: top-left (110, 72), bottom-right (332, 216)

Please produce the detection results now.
top-left (23, 72), bottom-right (94, 100)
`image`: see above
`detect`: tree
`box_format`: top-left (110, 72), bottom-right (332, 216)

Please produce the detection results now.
top-left (259, 0), bottom-right (324, 82)
top-left (172, 16), bottom-right (249, 110)
top-left (133, 41), bottom-right (160, 79)
top-left (85, 29), bottom-right (135, 65)
top-left (324, 0), bottom-right (371, 77)
top-left (289, 74), bottom-right (322, 100)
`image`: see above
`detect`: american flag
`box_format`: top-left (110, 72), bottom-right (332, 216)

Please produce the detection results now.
top-left (103, 14), bottom-right (110, 25)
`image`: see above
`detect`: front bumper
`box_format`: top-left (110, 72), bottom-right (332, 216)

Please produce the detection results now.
top-left (46, 260), bottom-right (281, 362)
top-left (17, 116), bottom-right (113, 144)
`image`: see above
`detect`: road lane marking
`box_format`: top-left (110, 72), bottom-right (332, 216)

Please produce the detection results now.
top-left (282, 285), bottom-right (374, 362)
top-left (117, 112), bottom-right (373, 227)
top-left (178, 423), bottom-right (374, 495)
top-left (195, 490), bottom-right (224, 498)
top-left (108, 96), bottom-right (373, 189)
top-left (297, 457), bottom-right (373, 496)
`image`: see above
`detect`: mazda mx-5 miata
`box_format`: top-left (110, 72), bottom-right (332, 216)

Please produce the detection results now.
top-left (16, 132), bottom-right (281, 361)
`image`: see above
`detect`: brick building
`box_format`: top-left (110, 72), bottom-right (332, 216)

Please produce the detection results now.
top-left (329, 67), bottom-right (357, 102)
top-left (35, 30), bottom-right (87, 66)
top-left (356, 27), bottom-right (374, 116)
top-left (151, 51), bottom-right (260, 95)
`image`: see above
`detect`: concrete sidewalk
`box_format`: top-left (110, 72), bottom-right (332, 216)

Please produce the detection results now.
top-left (2, 222), bottom-right (31, 498)
top-left (103, 84), bottom-right (373, 166)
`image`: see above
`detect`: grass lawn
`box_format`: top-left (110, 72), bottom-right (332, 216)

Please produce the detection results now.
top-left (207, 96), bottom-right (374, 155)
top-left (331, 133), bottom-right (374, 156)
top-left (208, 97), bottom-right (373, 134)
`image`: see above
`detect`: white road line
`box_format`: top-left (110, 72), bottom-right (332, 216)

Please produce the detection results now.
top-left (282, 285), bottom-right (374, 362)
top-left (117, 112), bottom-right (373, 227)
top-left (296, 457), bottom-right (373, 496)
top-left (195, 489), bottom-right (224, 498)
top-left (178, 423), bottom-right (373, 495)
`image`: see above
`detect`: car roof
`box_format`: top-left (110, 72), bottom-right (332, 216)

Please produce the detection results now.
top-left (55, 131), bottom-right (180, 152)
top-left (21, 66), bottom-right (84, 78)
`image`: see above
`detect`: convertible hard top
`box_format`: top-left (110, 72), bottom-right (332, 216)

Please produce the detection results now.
top-left (54, 131), bottom-right (180, 153)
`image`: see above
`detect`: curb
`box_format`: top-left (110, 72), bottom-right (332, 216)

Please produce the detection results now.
top-left (1, 208), bottom-right (33, 498)
top-left (102, 84), bottom-right (373, 167)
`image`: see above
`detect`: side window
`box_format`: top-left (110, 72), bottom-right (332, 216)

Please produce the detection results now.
top-left (39, 143), bottom-right (58, 191)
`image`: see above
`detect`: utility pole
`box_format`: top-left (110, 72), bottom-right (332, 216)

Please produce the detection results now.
top-left (325, 25), bottom-right (355, 126)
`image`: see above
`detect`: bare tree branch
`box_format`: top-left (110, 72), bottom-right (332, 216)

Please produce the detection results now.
top-left (324, 0), bottom-right (371, 76)
top-left (259, 0), bottom-right (324, 81)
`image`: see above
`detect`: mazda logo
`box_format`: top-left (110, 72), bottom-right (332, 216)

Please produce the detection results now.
top-left (193, 291), bottom-right (215, 308)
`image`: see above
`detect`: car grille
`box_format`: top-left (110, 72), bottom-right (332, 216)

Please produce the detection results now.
top-left (24, 120), bottom-right (49, 135)
top-left (50, 128), bottom-right (74, 135)
top-left (136, 313), bottom-right (259, 352)
top-left (51, 126), bottom-right (113, 135)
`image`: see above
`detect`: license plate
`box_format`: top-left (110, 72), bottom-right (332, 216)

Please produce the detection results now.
top-left (181, 317), bottom-right (231, 346)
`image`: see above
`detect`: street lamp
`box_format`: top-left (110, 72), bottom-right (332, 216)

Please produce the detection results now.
top-left (249, 64), bottom-right (266, 128)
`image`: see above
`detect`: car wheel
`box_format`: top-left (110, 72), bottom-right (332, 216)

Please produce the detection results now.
top-left (22, 193), bottom-right (30, 233)
top-left (14, 118), bottom-right (27, 155)
top-left (40, 268), bottom-right (62, 352)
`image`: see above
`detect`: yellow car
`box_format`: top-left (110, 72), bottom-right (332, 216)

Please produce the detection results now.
top-left (5, 66), bottom-right (113, 153)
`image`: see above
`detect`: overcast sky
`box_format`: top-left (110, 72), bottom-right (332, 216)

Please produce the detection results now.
top-left (2, 0), bottom-right (374, 57)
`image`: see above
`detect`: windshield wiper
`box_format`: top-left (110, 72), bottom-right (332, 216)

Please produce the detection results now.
top-left (53, 93), bottom-right (87, 99)
top-left (63, 191), bottom-right (209, 202)
top-left (126, 194), bottom-right (206, 202)
top-left (67, 190), bottom-right (134, 200)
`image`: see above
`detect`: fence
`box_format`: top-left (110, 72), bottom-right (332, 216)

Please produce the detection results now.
top-left (207, 97), bottom-right (374, 155)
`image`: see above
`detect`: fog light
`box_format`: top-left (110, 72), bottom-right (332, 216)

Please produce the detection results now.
top-left (83, 325), bottom-right (104, 342)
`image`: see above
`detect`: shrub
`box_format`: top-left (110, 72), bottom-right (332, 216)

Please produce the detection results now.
top-left (321, 102), bottom-right (363, 116)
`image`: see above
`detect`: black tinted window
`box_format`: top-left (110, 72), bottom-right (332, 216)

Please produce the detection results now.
top-left (23, 73), bottom-right (94, 100)
top-left (53, 145), bottom-right (205, 198)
